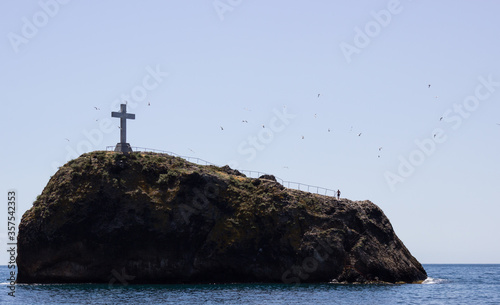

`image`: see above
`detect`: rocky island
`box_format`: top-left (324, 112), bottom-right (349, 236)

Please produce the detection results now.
top-left (17, 151), bottom-right (427, 284)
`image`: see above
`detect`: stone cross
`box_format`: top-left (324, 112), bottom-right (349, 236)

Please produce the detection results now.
top-left (111, 103), bottom-right (135, 153)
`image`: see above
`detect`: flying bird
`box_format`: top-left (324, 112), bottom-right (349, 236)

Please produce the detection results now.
top-left (94, 107), bottom-right (100, 110)
top-left (328, 128), bottom-right (331, 132)
top-left (242, 120), bottom-right (248, 123)
top-left (262, 124), bottom-right (265, 128)
top-left (358, 133), bottom-right (362, 137)
top-left (378, 147), bottom-right (382, 151)
top-left (301, 136), bottom-right (305, 139)
top-left (428, 84), bottom-right (431, 88)
top-left (440, 117), bottom-right (443, 121)
top-left (220, 126), bottom-right (224, 131)
top-left (317, 93), bottom-right (320, 98)
top-left (65, 138), bottom-right (70, 142)
top-left (148, 101), bottom-right (151, 106)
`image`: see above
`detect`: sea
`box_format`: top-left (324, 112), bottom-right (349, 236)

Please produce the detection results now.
top-left (0, 264), bottom-right (499, 304)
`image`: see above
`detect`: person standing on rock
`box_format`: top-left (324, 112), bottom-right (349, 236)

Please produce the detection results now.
top-left (337, 189), bottom-right (341, 200)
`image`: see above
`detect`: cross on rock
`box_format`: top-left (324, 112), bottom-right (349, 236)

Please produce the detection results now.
top-left (112, 103), bottom-right (135, 153)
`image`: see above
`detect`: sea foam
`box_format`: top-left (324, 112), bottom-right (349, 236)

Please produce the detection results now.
top-left (422, 277), bottom-right (446, 284)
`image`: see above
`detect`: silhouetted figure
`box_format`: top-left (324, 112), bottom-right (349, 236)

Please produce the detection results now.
top-left (337, 189), bottom-right (341, 200)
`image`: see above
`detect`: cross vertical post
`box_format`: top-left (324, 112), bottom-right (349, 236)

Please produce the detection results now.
top-left (111, 103), bottom-right (135, 153)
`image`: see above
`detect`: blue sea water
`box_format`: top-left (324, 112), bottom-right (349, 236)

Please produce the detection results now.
top-left (1, 265), bottom-right (499, 304)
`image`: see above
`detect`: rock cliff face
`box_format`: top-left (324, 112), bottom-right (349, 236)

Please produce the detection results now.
top-left (17, 151), bottom-right (426, 284)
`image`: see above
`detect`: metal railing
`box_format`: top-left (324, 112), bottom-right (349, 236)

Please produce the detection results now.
top-left (105, 146), bottom-right (336, 197)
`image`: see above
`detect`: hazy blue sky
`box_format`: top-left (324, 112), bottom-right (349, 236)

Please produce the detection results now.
top-left (1, 1), bottom-right (499, 265)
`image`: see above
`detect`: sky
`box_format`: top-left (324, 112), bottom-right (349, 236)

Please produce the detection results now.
top-left (1, 0), bottom-right (499, 265)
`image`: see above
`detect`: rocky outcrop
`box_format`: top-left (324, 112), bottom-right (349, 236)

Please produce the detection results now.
top-left (17, 151), bottom-right (426, 284)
